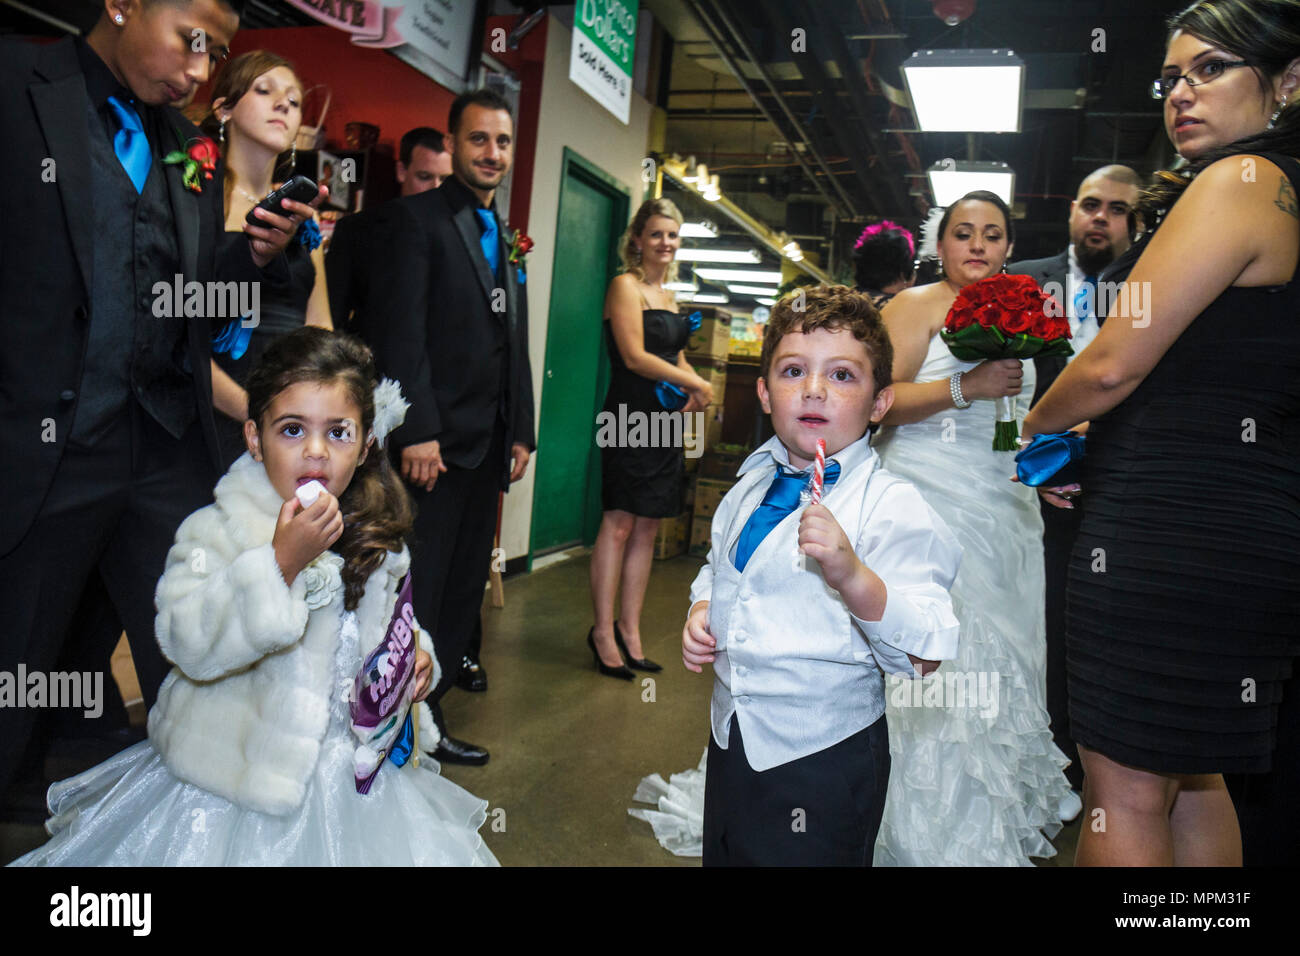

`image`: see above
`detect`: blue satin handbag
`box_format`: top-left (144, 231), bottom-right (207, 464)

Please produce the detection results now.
top-left (1015, 431), bottom-right (1085, 487)
top-left (653, 312), bottom-right (704, 410)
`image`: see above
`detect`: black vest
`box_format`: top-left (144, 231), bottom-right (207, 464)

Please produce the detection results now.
top-left (74, 97), bottom-right (192, 445)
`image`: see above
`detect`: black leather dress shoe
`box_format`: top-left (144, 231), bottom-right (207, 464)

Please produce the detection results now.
top-left (433, 736), bottom-right (490, 766)
top-left (613, 623), bottom-right (663, 672)
top-left (456, 654), bottom-right (488, 692)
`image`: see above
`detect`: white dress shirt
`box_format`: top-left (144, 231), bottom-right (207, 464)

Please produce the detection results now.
top-left (1065, 245), bottom-right (1100, 359)
top-left (688, 433), bottom-right (962, 771)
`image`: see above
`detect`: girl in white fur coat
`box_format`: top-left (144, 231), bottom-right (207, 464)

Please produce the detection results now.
top-left (12, 329), bottom-right (497, 866)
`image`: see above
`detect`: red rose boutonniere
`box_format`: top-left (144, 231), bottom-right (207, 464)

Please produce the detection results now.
top-left (508, 229), bottom-right (533, 282)
top-left (163, 132), bottom-right (219, 194)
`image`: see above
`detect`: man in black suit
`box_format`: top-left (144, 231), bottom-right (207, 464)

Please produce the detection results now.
top-left (354, 89), bottom-right (535, 765)
top-left (0, 0), bottom-right (320, 803)
top-left (327, 126), bottom-right (451, 328)
top-left (1008, 164), bottom-right (1140, 796)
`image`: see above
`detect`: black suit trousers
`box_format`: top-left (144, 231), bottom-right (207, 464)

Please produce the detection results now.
top-left (0, 400), bottom-right (214, 800)
top-left (703, 715), bottom-right (890, 866)
top-left (406, 426), bottom-right (505, 737)
top-left (1043, 498), bottom-right (1084, 791)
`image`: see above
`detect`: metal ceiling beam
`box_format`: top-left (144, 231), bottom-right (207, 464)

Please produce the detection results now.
top-left (682, 0), bottom-right (857, 218)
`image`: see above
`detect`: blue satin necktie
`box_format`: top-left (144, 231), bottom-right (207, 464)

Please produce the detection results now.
top-left (733, 461), bottom-right (840, 572)
top-left (107, 95), bottom-right (150, 193)
top-left (475, 207), bottom-right (501, 276)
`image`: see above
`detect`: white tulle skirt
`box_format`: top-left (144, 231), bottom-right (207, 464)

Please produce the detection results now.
top-left (871, 373), bottom-right (1073, 866)
top-left (10, 733), bottom-right (498, 867)
top-left (628, 750), bottom-right (707, 857)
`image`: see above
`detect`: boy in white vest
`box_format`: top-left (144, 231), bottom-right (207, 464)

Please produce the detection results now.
top-left (682, 285), bottom-right (962, 865)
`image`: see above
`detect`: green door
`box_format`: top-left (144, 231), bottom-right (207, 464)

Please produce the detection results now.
top-left (530, 150), bottom-right (630, 557)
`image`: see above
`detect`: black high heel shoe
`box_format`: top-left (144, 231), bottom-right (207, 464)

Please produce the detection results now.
top-left (587, 628), bottom-right (635, 680)
top-left (613, 623), bottom-right (662, 672)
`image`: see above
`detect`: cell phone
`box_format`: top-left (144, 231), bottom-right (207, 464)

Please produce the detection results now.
top-left (244, 175), bottom-right (318, 225)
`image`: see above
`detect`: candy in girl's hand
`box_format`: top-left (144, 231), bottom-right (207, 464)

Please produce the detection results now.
top-left (296, 480), bottom-right (326, 507)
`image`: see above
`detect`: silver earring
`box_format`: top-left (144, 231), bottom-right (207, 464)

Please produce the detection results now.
top-left (219, 119), bottom-right (226, 144)
top-left (114, 13), bottom-right (123, 24)
top-left (1269, 93), bottom-right (1288, 129)
top-left (290, 142), bottom-right (297, 168)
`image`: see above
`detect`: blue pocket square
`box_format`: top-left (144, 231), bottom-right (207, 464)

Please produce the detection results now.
top-left (1015, 431), bottom-right (1085, 487)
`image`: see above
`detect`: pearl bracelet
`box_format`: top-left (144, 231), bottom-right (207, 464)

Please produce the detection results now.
top-left (949, 370), bottom-right (971, 409)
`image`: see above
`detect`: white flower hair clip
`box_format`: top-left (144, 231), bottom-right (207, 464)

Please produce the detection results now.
top-left (370, 378), bottom-right (409, 448)
top-left (916, 206), bottom-right (946, 262)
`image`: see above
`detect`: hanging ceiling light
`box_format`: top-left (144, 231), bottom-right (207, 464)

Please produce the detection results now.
top-left (680, 221), bottom-right (718, 238)
top-left (927, 160), bottom-right (1015, 206)
top-left (676, 249), bottom-right (761, 264)
top-left (694, 267), bottom-right (784, 283)
top-left (902, 49), bottom-right (1025, 132)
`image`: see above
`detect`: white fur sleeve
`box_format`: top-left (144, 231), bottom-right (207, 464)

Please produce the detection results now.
top-left (414, 614), bottom-right (440, 690)
top-left (154, 508), bottom-right (310, 682)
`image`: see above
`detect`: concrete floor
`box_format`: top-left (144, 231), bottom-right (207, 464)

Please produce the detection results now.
top-left (1, 550), bottom-right (1079, 866)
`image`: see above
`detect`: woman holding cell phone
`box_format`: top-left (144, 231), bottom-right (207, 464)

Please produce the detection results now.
top-left (202, 50), bottom-right (333, 468)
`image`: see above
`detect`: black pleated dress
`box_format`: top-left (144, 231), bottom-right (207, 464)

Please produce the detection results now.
top-left (600, 308), bottom-right (691, 518)
top-left (1066, 153), bottom-right (1300, 774)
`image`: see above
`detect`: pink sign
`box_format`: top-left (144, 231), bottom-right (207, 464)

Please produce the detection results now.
top-left (284, 0), bottom-right (405, 49)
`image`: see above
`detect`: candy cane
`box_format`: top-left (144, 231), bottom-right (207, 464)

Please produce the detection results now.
top-left (810, 438), bottom-right (826, 504)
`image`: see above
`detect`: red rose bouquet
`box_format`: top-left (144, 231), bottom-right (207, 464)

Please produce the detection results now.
top-left (940, 273), bottom-right (1072, 450)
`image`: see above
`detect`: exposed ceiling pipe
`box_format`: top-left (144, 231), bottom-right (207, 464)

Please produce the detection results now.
top-left (682, 0), bottom-right (857, 219)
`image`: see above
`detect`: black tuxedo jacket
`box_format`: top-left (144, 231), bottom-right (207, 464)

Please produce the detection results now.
top-left (357, 177), bottom-right (535, 489)
top-left (325, 199), bottom-right (390, 331)
top-left (1006, 251), bottom-right (1070, 407)
top-left (0, 37), bottom-right (268, 556)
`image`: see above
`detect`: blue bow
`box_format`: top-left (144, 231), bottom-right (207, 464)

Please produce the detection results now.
top-left (1015, 431), bottom-right (1085, 486)
top-left (687, 310), bottom-right (702, 332)
top-left (297, 218), bottom-right (322, 251)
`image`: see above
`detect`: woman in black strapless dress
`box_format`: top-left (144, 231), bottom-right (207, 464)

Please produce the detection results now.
top-left (1024, 0), bottom-right (1300, 866)
top-left (201, 51), bottom-right (333, 468)
top-left (585, 199), bottom-right (714, 679)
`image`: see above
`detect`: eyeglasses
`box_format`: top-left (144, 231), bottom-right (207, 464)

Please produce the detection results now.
top-left (1151, 59), bottom-right (1249, 99)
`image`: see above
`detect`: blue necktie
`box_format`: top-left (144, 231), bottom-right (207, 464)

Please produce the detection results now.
top-left (1073, 274), bottom-right (1098, 325)
top-left (475, 208), bottom-right (500, 276)
top-left (107, 95), bottom-right (150, 193)
top-left (733, 461), bottom-right (840, 572)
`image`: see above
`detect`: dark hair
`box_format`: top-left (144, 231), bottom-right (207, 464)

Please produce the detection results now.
top-left (853, 225), bottom-right (916, 292)
top-left (1139, 0), bottom-right (1300, 227)
top-left (448, 88), bottom-right (513, 135)
top-left (246, 327), bottom-right (415, 612)
top-left (937, 190), bottom-right (1016, 247)
top-left (759, 285), bottom-right (894, 396)
top-left (144, 0), bottom-right (248, 12)
top-left (200, 50), bottom-right (299, 211)
top-left (399, 127), bottom-right (446, 166)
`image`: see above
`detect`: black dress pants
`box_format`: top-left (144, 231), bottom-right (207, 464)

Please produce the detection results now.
top-left (1043, 498), bottom-right (1084, 791)
top-left (406, 427), bottom-right (504, 738)
top-left (703, 713), bottom-right (890, 866)
top-left (0, 400), bottom-right (215, 801)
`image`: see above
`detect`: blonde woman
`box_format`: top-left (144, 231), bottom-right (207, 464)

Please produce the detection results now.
top-left (586, 199), bottom-right (713, 678)
top-left (202, 51), bottom-right (332, 467)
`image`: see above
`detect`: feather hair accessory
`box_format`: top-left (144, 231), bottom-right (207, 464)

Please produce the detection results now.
top-left (916, 206), bottom-right (946, 262)
top-left (370, 378), bottom-right (409, 448)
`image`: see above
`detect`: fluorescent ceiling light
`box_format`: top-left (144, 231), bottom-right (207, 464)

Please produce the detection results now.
top-left (726, 284), bottom-right (781, 295)
top-left (927, 160), bottom-right (1015, 207)
top-left (665, 280), bottom-right (698, 292)
top-left (902, 49), bottom-right (1024, 133)
top-left (676, 249), bottom-right (761, 264)
top-left (689, 293), bottom-right (729, 304)
top-left (694, 267), bottom-right (784, 283)
top-left (680, 221), bottom-right (718, 238)
top-left (756, 297), bottom-right (776, 306)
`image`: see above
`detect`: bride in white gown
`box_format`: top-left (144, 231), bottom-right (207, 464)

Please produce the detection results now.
top-left (871, 191), bottom-right (1074, 865)
top-left (630, 192), bottom-right (1075, 865)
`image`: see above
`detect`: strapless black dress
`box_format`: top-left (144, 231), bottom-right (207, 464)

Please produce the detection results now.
top-left (1066, 153), bottom-right (1300, 774)
top-left (600, 308), bottom-right (691, 518)
top-left (213, 232), bottom-right (316, 468)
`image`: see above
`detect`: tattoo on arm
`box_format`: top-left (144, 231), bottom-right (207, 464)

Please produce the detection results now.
top-left (1275, 176), bottom-right (1298, 220)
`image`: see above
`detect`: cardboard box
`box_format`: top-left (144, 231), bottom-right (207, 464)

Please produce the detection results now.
top-left (686, 307), bottom-right (732, 357)
top-left (686, 353), bottom-right (728, 397)
top-left (692, 477), bottom-right (735, 521)
top-left (653, 511), bottom-right (691, 560)
top-left (684, 403), bottom-right (724, 456)
top-left (689, 513), bottom-right (712, 557)
top-left (699, 443), bottom-right (750, 481)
